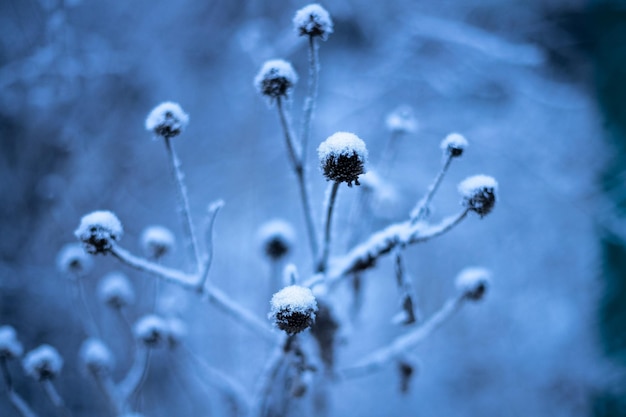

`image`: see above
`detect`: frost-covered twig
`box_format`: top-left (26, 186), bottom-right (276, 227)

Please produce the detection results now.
top-left (316, 181), bottom-right (340, 274)
top-left (393, 250), bottom-right (419, 325)
top-left (119, 345), bottom-right (151, 403)
top-left (1, 358), bottom-right (39, 417)
top-left (197, 200), bottom-right (225, 292)
top-left (300, 35), bottom-right (319, 162)
top-left (340, 294), bottom-right (465, 379)
top-left (88, 368), bottom-right (123, 415)
top-left (41, 379), bottom-right (71, 417)
top-left (410, 154), bottom-right (453, 224)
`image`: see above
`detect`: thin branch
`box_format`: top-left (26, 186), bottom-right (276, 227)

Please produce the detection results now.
top-left (300, 35), bottom-right (319, 163)
top-left (41, 380), bottom-right (71, 417)
top-left (340, 294), bottom-right (465, 379)
top-left (164, 136), bottom-right (202, 273)
top-left (89, 370), bottom-right (123, 416)
top-left (197, 200), bottom-right (225, 291)
top-left (1, 358), bottom-right (39, 417)
top-left (393, 250), bottom-right (419, 325)
top-left (316, 181), bottom-right (340, 274)
top-left (276, 96), bottom-right (319, 259)
top-left (119, 345), bottom-right (151, 402)
top-left (75, 279), bottom-right (100, 338)
top-left (410, 154), bottom-right (453, 224)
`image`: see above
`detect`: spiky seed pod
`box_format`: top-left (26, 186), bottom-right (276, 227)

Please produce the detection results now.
top-left (22, 345), bottom-right (63, 381)
top-left (458, 175), bottom-right (498, 217)
top-left (257, 219), bottom-right (296, 261)
top-left (0, 326), bottom-right (23, 359)
top-left (269, 285), bottom-right (318, 335)
top-left (140, 225), bottom-right (175, 260)
top-left (455, 267), bottom-right (491, 301)
top-left (56, 243), bottom-right (93, 277)
top-left (79, 338), bottom-right (114, 375)
top-left (74, 210), bottom-right (123, 254)
top-left (145, 102), bottom-right (189, 139)
top-left (254, 59), bottom-right (298, 100)
top-left (293, 4), bottom-right (334, 40)
top-left (318, 132), bottom-right (368, 187)
top-left (97, 272), bottom-right (135, 309)
top-left (133, 315), bottom-right (168, 348)
top-left (440, 133), bottom-right (468, 157)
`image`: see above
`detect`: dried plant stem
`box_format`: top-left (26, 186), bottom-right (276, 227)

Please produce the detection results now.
top-left (340, 294), bottom-right (465, 378)
top-left (316, 181), bottom-right (340, 273)
top-left (164, 136), bottom-right (202, 273)
top-left (276, 97), bottom-right (319, 259)
top-left (410, 154), bottom-right (453, 224)
top-left (393, 250), bottom-right (418, 324)
top-left (1, 358), bottom-right (39, 417)
top-left (197, 200), bottom-right (224, 292)
top-left (75, 279), bottom-right (100, 338)
top-left (300, 35), bottom-right (319, 163)
top-left (89, 371), bottom-right (123, 416)
top-left (41, 380), bottom-right (71, 417)
top-left (119, 345), bottom-right (151, 403)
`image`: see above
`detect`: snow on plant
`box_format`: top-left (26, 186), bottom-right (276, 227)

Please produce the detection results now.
top-left (1, 4), bottom-right (500, 417)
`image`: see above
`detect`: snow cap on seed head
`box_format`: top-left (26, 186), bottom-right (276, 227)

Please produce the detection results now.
top-left (140, 225), bottom-right (175, 260)
top-left (255, 59), bottom-right (298, 100)
top-left (145, 102), bottom-right (189, 139)
top-left (133, 315), bottom-right (169, 348)
top-left (293, 4), bottom-right (333, 40)
top-left (23, 344), bottom-right (63, 381)
top-left (97, 272), bottom-right (135, 309)
top-left (79, 338), bottom-right (114, 375)
top-left (56, 243), bottom-right (93, 277)
top-left (440, 133), bottom-right (468, 157)
top-left (257, 219), bottom-right (296, 261)
top-left (385, 106), bottom-right (418, 134)
top-left (458, 175), bottom-right (498, 217)
top-left (0, 326), bottom-right (23, 359)
top-left (318, 132), bottom-right (368, 186)
top-left (74, 210), bottom-right (123, 254)
top-left (269, 285), bottom-right (318, 335)
top-left (455, 267), bottom-right (491, 301)
top-left (165, 317), bottom-right (187, 348)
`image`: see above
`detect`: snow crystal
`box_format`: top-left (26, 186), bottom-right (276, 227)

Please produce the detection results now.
top-left (97, 272), bottom-right (135, 309)
top-left (269, 285), bottom-right (318, 334)
top-left (293, 4), bottom-right (333, 40)
top-left (23, 344), bottom-right (63, 380)
top-left (458, 175), bottom-right (498, 217)
top-left (141, 225), bottom-right (175, 259)
top-left (257, 219), bottom-right (296, 260)
top-left (56, 243), bottom-right (93, 277)
top-left (74, 210), bottom-right (123, 254)
top-left (145, 102), bottom-right (189, 139)
top-left (455, 267), bottom-right (491, 301)
top-left (440, 132), bottom-right (468, 157)
top-left (254, 59), bottom-right (298, 99)
top-left (133, 315), bottom-right (168, 347)
top-left (0, 325), bottom-right (23, 359)
top-left (79, 338), bottom-right (113, 374)
top-left (385, 106), bottom-right (418, 134)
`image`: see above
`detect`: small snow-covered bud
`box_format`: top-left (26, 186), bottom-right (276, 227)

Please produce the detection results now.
top-left (79, 338), bottom-right (114, 375)
top-left (255, 59), bottom-right (298, 100)
top-left (145, 102), bottom-right (189, 139)
top-left (97, 272), bottom-right (135, 309)
top-left (257, 219), bottom-right (296, 261)
top-left (56, 243), bottom-right (93, 277)
top-left (318, 132), bottom-right (368, 186)
top-left (165, 318), bottom-right (187, 348)
top-left (455, 267), bottom-right (491, 301)
top-left (293, 4), bottom-right (333, 40)
top-left (269, 285), bottom-right (318, 335)
top-left (133, 315), bottom-right (168, 348)
top-left (385, 106), bottom-right (418, 135)
top-left (458, 175), bottom-right (498, 217)
top-left (0, 326), bottom-right (23, 359)
top-left (140, 225), bottom-right (175, 260)
top-left (74, 210), bottom-right (123, 254)
top-left (440, 133), bottom-right (468, 157)
top-left (23, 344), bottom-right (63, 381)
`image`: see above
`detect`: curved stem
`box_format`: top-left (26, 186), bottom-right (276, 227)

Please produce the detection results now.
top-left (197, 200), bottom-right (224, 292)
top-left (276, 97), bottom-right (319, 259)
top-left (410, 154), bottom-right (453, 224)
top-left (316, 181), bottom-right (340, 274)
top-left (300, 35), bottom-right (319, 163)
top-left (76, 279), bottom-right (100, 338)
top-left (119, 345), bottom-right (151, 403)
top-left (164, 136), bottom-right (202, 273)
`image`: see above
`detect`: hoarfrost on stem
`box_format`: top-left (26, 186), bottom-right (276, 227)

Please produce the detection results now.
top-left (293, 4), bottom-right (334, 40)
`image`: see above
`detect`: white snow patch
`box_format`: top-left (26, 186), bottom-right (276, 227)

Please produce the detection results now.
top-left (293, 4), bottom-right (334, 40)
top-left (141, 225), bottom-right (175, 258)
top-left (254, 59), bottom-right (298, 94)
top-left (440, 132), bottom-right (468, 152)
top-left (0, 326), bottom-right (23, 358)
top-left (23, 344), bottom-right (63, 379)
top-left (458, 175), bottom-right (498, 198)
top-left (145, 101), bottom-right (189, 134)
top-left (270, 285), bottom-right (317, 315)
top-left (80, 338), bottom-right (113, 373)
top-left (455, 267), bottom-right (491, 293)
top-left (133, 315), bottom-right (168, 346)
top-left (318, 132), bottom-right (368, 163)
top-left (385, 106), bottom-right (418, 134)
top-left (97, 272), bottom-right (135, 308)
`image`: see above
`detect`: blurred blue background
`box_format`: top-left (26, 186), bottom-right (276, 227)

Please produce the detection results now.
top-left (1, 0), bottom-right (625, 416)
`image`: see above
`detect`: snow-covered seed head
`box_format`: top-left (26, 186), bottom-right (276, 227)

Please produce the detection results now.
top-left (74, 210), bottom-right (123, 254)
top-left (0, 326), bottom-right (23, 359)
top-left (257, 219), bottom-right (296, 261)
top-left (293, 4), bottom-right (333, 40)
top-left (269, 285), bottom-right (318, 335)
top-left (255, 59), bottom-right (298, 100)
top-left (318, 132), bottom-right (368, 186)
top-left (455, 267), bottom-right (491, 301)
top-left (145, 102), bottom-right (189, 139)
top-left (458, 175), bottom-right (498, 217)
top-left (440, 133), bottom-right (468, 157)
top-left (56, 243), bottom-right (93, 277)
top-left (133, 315), bottom-right (168, 348)
top-left (140, 225), bottom-right (175, 260)
top-left (385, 106), bottom-right (418, 135)
top-left (97, 272), bottom-right (135, 309)
top-left (79, 338), bottom-right (114, 375)
top-left (165, 318), bottom-right (187, 349)
top-left (22, 345), bottom-right (63, 381)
